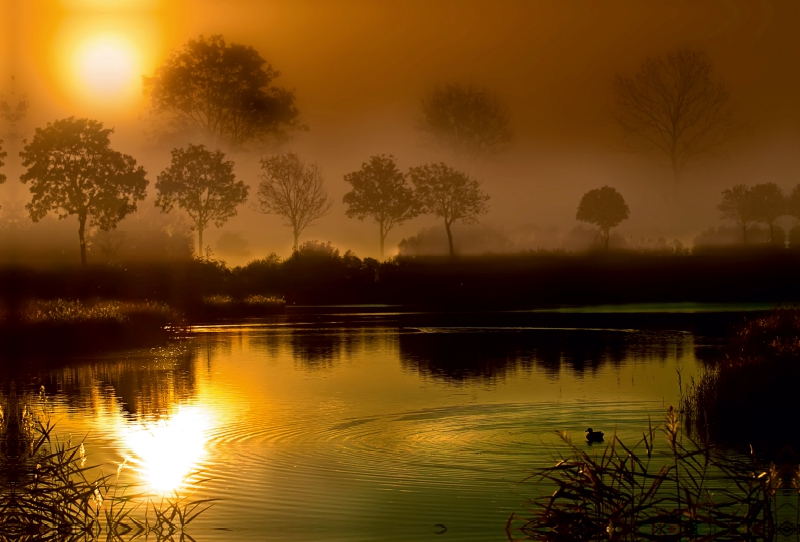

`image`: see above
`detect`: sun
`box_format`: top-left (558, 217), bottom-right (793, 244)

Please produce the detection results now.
top-left (74, 35), bottom-right (140, 100)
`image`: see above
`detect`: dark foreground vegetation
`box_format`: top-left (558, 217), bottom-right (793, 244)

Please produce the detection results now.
top-left (682, 308), bottom-right (800, 452)
top-left (508, 408), bottom-right (793, 542)
top-left (2, 244), bottom-right (800, 310)
top-left (0, 388), bottom-right (212, 541)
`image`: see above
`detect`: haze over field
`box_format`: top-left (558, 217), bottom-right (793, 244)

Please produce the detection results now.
top-left (1, 0), bottom-right (799, 262)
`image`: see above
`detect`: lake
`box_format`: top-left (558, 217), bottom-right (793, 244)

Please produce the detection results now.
top-left (2, 305), bottom-right (751, 541)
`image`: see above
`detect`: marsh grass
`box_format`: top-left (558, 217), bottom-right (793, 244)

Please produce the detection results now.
top-left (681, 307), bottom-right (800, 449)
top-left (508, 408), bottom-right (789, 541)
top-left (197, 294), bottom-right (285, 320)
top-left (0, 388), bottom-right (215, 541)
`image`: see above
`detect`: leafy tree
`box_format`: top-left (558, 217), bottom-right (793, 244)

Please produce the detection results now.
top-left (19, 117), bottom-right (147, 265)
top-left (787, 184), bottom-right (800, 225)
top-left (343, 155), bottom-right (420, 259)
top-left (750, 182), bottom-right (785, 243)
top-left (407, 162), bottom-right (490, 257)
top-left (717, 185), bottom-right (757, 244)
top-left (613, 48), bottom-right (735, 190)
top-left (418, 83), bottom-right (512, 169)
top-left (155, 144), bottom-right (249, 255)
top-left (256, 153), bottom-right (333, 250)
top-left (144, 35), bottom-right (302, 150)
top-left (575, 186), bottom-right (629, 251)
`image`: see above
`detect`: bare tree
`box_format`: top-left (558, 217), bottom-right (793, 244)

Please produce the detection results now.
top-left (418, 83), bottom-right (512, 170)
top-left (256, 153), bottom-right (333, 250)
top-left (613, 48), bottom-right (735, 191)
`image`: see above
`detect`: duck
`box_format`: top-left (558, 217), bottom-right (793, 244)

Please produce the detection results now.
top-left (585, 428), bottom-right (604, 442)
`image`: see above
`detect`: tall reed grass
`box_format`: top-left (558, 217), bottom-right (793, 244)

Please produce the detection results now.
top-left (0, 387), bottom-right (214, 541)
top-left (507, 408), bottom-right (791, 541)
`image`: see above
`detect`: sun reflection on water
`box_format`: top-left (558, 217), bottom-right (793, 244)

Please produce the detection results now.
top-left (120, 405), bottom-right (212, 493)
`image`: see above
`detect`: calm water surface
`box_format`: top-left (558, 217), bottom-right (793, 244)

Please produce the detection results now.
top-left (19, 308), bottom-right (735, 541)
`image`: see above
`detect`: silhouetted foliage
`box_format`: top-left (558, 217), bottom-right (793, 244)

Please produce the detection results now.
top-left (613, 48), bottom-right (735, 189)
top-left (418, 83), bottom-right (512, 168)
top-left (19, 118), bottom-right (148, 266)
top-left (786, 183), bottom-right (800, 225)
top-left (256, 153), bottom-right (333, 250)
top-left (717, 184), bottom-right (757, 244)
top-left (144, 35), bottom-right (302, 150)
top-left (750, 182), bottom-right (785, 243)
top-left (343, 155), bottom-right (420, 259)
top-left (0, 139), bottom-right (5, 186)
top-left (155, 144), bottom-right (249, 254)
top-left (575, 186), bottom-right (629, 250)
top-left (683, 308), bottom-right (800, 451)
top-left (408, 163), bottom-right (490, 257)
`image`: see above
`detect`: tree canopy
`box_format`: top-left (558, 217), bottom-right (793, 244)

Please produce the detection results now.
top-left (144, 35), bottom-right (303, 150)
top-left (19, 117), bottom-right (148, 265)
top-left (155, 144), bottom-right (249, 255)
top-left (613, 48), bottom-right (734, 190)
top-left (342, 155), bottom-right (420, 259)
top-left (407, 162), bottom-right (490, 257)
top-left (418, 83), bottom-right (512, 169)
top-left (749, 182), bottom-right (785, 243)
top-left (575, 186), bottom-right (629, 250)
top-left (717, 185), bottom-right (757, 244)
top-left (256, 153), bottom-right (333, 250)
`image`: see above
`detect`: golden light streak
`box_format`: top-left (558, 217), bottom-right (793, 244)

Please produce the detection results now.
top-left (120, 405), bottom-right (212, 494)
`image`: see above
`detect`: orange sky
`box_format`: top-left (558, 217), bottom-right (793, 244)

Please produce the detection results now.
top-left (2, 0), bottom-right (800, 259)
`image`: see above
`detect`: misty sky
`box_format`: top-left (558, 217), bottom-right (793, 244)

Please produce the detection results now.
top-left (2, 0), bottom-right (800, 261)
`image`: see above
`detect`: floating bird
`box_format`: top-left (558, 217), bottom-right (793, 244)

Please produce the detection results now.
top-left (585, 428), bottom-right (604, 442)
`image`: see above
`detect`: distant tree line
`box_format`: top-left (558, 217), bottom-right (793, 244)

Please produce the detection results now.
top-left (716, 182), bottom-right (800, 244)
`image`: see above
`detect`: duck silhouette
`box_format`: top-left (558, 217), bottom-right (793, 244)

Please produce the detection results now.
top-left (585, 428), bottom-right (604, 442)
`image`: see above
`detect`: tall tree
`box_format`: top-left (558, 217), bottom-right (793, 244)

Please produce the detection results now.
top-left (575, 186), bottom-right (629, 251)
top-left (342, 155), bottom-right (419, 259)
top-left (144, 35), bottom-right (302, 150)
top-left (418, 83), bottom-right (512, 170)
top-left (717, 185), bottom-right (756, 244)
top-left (407, 162), bottom-right (490, 257)
top-left (750, 182), bottom-right (785, 243)
top-left (256, 153), bottom-right (332, 250)
top-left (19, 118), bottom-right (147, 266)
top-left (613, 48), bottom-right (735, 191)
top-left (155, 144), bottom-right (249, 255)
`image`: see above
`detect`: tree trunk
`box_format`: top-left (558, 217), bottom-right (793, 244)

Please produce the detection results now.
top-left (293, 230), bottom-right (299, 252)
top-left (769, 222), bottom-right (775, 244)
top-left (603, 227), bottom-right (610, 251)
top-left (671, 153), bottom-right (681, 201)
top-left (198, 226), bottom-right (204, 258)
top-left (742, 223), bottom-right (748, 244)
top-left (78, 215), bottom-right (87, 266)
top-left (445, 221), bottom-right (455, 257)
top-left (379, 222), bottom-right (385, 260)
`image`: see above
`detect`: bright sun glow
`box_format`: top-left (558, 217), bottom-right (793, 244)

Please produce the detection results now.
top-left (121, 406), bottom-right (212, 494)
top-left (75, 35), bottom-right (139, 99)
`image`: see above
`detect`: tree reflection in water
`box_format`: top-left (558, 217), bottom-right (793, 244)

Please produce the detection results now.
top-left (399, 328), bottom-right (689, 382)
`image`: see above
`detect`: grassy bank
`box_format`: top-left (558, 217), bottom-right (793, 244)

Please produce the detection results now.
top-left (681, 308), bottom-right (800, 452)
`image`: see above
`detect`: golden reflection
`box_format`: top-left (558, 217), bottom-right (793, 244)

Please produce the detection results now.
top-left (120, 405), bottom-right (212, 494)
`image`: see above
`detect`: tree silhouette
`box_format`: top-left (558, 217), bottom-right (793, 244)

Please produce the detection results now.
top-left (0, 139), bottom-right (5, 185)
top-left (144, 35), bottom-right (302, 150)
top-left (750, 182), bottom-right (785, 243)
top-left (575, 186), bottom-right (629, 251)
top-left (407, 163), bottom-right (490, 257)
top-left (418, 83), bottom-right (512, 169)
top-left (717, 185), bottom-right (756, 244)
top-left (155, 144), bottom-right (249, 255)
top-left (256, 153), bottom-right (332, 250)
top-left (787, 184), bottom-right (800, 227)
top-left (613, 48), bottom-right (734, 191)
top-left (19, 118), bottom-right (147, 266)
top-left (343, 155), bottom-right (420, 259)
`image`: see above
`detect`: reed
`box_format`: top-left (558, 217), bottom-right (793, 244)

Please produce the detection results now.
top-left (681, 307), bottom-right (800, 449)
top-left (0, 388), bottom-right (214, 541)
top-left (507, 408), bottom-right (784, 541)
